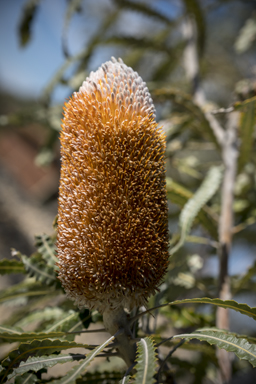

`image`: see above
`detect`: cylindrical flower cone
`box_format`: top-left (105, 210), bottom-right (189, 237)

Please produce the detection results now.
top-left (57, 58), bottom-right (169, 315)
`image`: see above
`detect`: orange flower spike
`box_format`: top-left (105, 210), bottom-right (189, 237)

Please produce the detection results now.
top-left (57, 57), bottom-right (169, 315)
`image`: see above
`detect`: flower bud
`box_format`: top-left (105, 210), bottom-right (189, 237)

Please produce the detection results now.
top-left (57, 57), bottom-right (169, 313)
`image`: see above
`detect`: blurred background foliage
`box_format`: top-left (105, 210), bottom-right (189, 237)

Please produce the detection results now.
top-left (0, 0), bottom-right (256, 383)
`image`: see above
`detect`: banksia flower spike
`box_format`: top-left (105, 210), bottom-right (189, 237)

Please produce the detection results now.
top-left (57, 58), bottom-right (169, 360)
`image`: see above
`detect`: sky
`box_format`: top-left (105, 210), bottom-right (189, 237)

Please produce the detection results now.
top-left (0, 0), bottom-right (67, 100)
top-left (0, 0), bottom-right (179, 103)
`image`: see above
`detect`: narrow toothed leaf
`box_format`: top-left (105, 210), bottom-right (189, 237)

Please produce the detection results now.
top-left (34, 234), bottom-right (58, 266)
top-left (133, 337), bottom-right (157, 384)
top-left (0, 339), bottom-right (92, 383)
top-left (173, 328), bottom-right (256, 367)
top-left (8, 354), bottom-right (84, 380)
top-left (49, 335), bottom-right (115, 384)
top-left (166, 297), bottom-right (256, 321)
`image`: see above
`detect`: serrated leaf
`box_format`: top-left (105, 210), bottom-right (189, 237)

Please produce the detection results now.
top-left (21, 253), bottom-right (58, 287)
top-left (0, 329), bottom-right (67, 343)
top-left (9, 354), bottom-right (84, 381)
top-left (166, 177), bottom-right (218, 239)
top-left (34, 234), bottom-right (58, 266)
top-left (18, 0), bottom-right (41, 47)
top-left (166, 297), bottom-right (256, 322)
top-left (0, 339), bottom-right (90, 383)
top-left (49, 335), bottom-right (115, 384)
top-left (173, 328), bottom-right (256, 367)
top-left (133, 337), bottom-right (157, 384)
top-left (170, 166), bottom-right (222, 253)
top-left (0, 259), bottom-right (25, 275)
top-left (238, 99), bottom-right (256, 172)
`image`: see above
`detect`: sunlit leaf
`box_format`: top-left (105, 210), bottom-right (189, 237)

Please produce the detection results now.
top-left (133, 337), bottom-right (157, 384)
top-left (9, 354), bottom-right (85, 381)
top-left (170, 166), bottom-right (222, 253)
top-left (173, 328), bottom-right (256, 367)
top-left (235, 16), bottom-right (256, 53)
top-left (166, 177), bottom-right (218, 239)
top-left (166, 297), bottom-right (256, 321)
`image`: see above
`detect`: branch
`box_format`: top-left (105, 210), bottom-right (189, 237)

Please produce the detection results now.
top-left (182, 15), bottom-right (240, 383)
top-left (182, 15), bottom-right (225, 147)
top-left (216, 111), bottom-right (239, 383)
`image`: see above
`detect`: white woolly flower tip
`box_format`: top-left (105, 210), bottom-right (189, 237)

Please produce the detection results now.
top-left (78, 56), bottom-right (156, 119)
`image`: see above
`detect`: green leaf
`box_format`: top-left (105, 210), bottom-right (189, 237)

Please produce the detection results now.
top-left (21, 253), bottom-right (57, 287)
top-left (18, 0), bottom-right (41, 47)
top-left (170, 166), bottom-right (223, 253)
top-left (15, 307), bottom-right (65, 329)
top-left (238, 99), bottom-right (256, 172)
top-left (9, 354), bottom-right (84, 381)
top-left (105, 35), bottom-right (171, 54)
top-left (14, 372), bottom-right (38, 384)
top-left (166, 177), bottom-right (218, 239)
top-left (133, 337), bottom-right (157, 384)
top-left (49, 335), bottom-right (115, 384)
top-left (0, 329), bottom-right (67, 343)
top-left (0, 280), bottom-right (58, 305)
top-left (43, 310), bottom-right (82, 341)
top-left (0, 339), bottom-right (90, 383)
top-left (173, 328), bottom-right (256, 367)
top-left (153, 88), bottom-right (220, 146)
top-left (34, 234), bottom-right (58, 267)
top-left (0, 259), bottom-right (25, 275)
top-left (235, 16), bottom-right (256, 53)
top-left (166, 297), bottom-right (256, 322)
